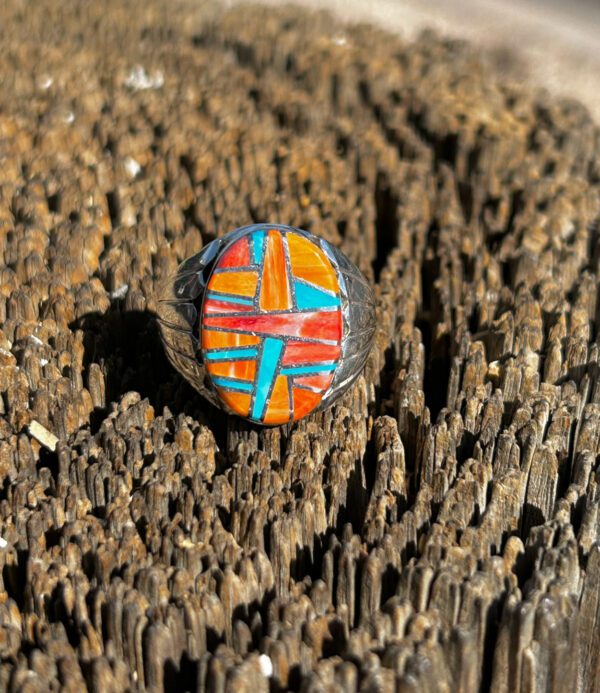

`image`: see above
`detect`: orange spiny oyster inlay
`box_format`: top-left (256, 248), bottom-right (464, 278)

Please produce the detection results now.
top-left (201, 227), bottom-right (342, 424)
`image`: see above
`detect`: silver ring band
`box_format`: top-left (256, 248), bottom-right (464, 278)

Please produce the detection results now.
top-left (156, 224), bottom-right (376, 424)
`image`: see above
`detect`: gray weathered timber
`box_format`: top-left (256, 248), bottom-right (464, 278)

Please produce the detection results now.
top-left (0, 1), bottom-right (599, 691)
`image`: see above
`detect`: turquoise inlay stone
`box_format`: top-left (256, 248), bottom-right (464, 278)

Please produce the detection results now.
top-left (211, 377), bottom-right (254, 392)
top-left (294, 280), bottom-right (341, 310)
top-left (251, 336), bottom-right (284, 420)
top-left (204, 347), bottom-right (258, 361)
top-left (252, 229), bottom-right (265, 265)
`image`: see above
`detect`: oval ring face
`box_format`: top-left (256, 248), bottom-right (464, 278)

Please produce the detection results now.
top-left (201, 226), bottom-right (343, 424)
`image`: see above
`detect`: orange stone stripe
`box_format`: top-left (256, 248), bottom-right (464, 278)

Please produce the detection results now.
top-left (219, 236), bottom-right (250, 268)
top-left (292, 388), bottom-right (322, 420)
top-left (287, 233), bottom-right (338, 292)
top-left (263, 375), bottom-right (290, 425)
top-left (209, 270), bottom-right (258, 297)
top-left (259, 230), bottom-right (291, 311)
top-left (207, 360), bottom-right (256, 381)
top-left (201, 330), bottom-right (260, 349)
top-left (217, 390), bottom-right (251, 417)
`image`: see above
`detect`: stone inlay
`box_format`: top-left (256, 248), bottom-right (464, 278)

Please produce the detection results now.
top-left (201, 227), bottom-right (342, 424)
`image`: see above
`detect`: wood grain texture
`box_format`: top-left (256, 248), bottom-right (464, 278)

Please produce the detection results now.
top-left (0, 1), bottom-right (599, 691)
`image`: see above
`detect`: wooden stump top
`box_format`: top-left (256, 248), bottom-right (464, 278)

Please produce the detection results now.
top-left (0, 1), bottom-right (599, 690)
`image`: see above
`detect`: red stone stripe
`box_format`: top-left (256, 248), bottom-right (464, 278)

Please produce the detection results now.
top-left (294, 373), bottom-right (334, 391)
top-left (219, 236), bottom-right (250, 268)
top-left (203, 299), bottom-right (254, 314)
top-left (281, 341), bottom-right (341, 365)
top-left (203, 310), bottom-right (342, 341)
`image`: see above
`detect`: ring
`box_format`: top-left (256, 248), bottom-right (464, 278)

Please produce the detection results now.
top-left (156, 223), bottom-right (376, 425)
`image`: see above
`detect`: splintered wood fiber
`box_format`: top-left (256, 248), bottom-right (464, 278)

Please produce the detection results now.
top-left (0, 1), bottom-right (600, 691)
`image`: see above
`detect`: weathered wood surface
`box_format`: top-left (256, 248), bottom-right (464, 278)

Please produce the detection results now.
top-left (0, 1), bottom-right (599, 690)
